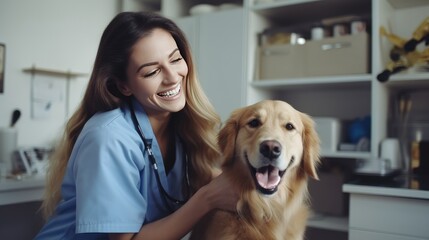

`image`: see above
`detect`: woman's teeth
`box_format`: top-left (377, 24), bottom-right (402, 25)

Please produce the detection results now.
top-left (158, 85), bottom-right (181, 98)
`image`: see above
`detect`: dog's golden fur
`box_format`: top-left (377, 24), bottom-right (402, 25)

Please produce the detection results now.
top-left (191, 100), bottom-right (320, 240)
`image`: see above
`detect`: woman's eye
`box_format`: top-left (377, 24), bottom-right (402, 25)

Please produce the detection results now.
top-left (248, 119), bottom-right (261, 128)
top-left (171, 57), bottom-right (183, 63)
top-left (143, 69), bottom-right (160, 78)
top-left (285, 123), bottom-right (295, 130)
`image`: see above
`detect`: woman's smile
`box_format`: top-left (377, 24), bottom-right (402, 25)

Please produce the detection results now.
top-left (157, 83), bottom-right (181, 99)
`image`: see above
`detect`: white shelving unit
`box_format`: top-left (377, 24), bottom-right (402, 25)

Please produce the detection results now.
top-left (242, 0), bottom-right (429, 238)
top-left (243, 0), bottom-right (429, 154)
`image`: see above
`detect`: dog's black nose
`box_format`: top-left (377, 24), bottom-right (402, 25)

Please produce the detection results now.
top-left (260, 140), bottom-right (282, 160)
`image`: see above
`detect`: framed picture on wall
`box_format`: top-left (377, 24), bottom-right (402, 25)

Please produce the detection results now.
top-left (0, 43), bottom-right (5, 93)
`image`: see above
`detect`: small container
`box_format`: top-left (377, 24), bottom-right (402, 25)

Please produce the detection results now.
top-left (380, 138), bottom-right (401, 169)
top-left (411, 130), bottom-right (422, 172)
top-left (350, 19), bottom-right (366, 34)
top-left (313, 117), bottom-right (341, 152)
top-left (333, 23), bottom-right (348, 37)
top-left (0, 127), bottom-right (18, 177)
top-left (311, 25), bottom-right (326, 40)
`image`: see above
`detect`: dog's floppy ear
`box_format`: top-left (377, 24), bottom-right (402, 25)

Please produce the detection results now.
top-left (300, 112), bottom-right (320, 179)
top-left (218, 109), bottom-right (242, 165)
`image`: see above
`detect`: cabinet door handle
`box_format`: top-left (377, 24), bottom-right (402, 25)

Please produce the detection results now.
top-left (321, 42), bottom-right (351, 51)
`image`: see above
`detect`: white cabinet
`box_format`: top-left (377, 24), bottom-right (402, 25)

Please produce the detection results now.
top-left (175, 8), bottom-right (246, 121)
top-left (0, 175), bottom-right (45, 205)
top-left (344, 184), bottom-right (429, 240)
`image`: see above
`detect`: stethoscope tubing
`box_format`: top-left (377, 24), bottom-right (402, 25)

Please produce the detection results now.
top-left (128, 99), bottom-right (189, 211)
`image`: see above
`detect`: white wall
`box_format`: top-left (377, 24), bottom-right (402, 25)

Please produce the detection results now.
top-left (0, 0), bottom-right (119, 148)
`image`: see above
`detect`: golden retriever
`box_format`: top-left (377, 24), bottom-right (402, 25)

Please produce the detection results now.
top-left (191, 100), bottom-right (320, 240)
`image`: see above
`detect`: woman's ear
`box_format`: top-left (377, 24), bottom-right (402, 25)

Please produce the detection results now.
top-left (116, 81), bottom-right (132, 97)
top-left (107, 78), bottom-right (131, 98)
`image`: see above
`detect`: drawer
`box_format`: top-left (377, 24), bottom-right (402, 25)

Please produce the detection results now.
top-left (349, 194), bottom-right (429, 239)
top-left (306, 33), bottom-right (369, 77)
top-left (308, 171), bottom-right (349, 216)
top-left (258, 44), bottom-right (306, 79)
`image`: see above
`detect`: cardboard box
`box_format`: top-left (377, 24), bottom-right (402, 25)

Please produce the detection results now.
top-left (258, 43), bottom-right (306, 79)
top-left (306, 33), bottom-right (369, 76)
top-left (257, 33), bottom-right (369, 79)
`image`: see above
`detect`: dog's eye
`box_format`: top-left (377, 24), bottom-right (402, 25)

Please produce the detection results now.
top-left (248, 119), bottom-right (261, 128)
top-left (285, 123), bottom-right (295, 130)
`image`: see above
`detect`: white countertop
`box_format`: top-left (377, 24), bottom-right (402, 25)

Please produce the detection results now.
top-left (0, 175), bottom-right (45, 205)
top-left (343, 175), bottom-right (429, 200)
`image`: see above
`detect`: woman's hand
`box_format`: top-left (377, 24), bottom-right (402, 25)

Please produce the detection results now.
top-left (203, 172), bottom-right (239, 212)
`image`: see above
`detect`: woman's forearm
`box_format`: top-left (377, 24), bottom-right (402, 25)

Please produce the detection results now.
top-left (133, 186), bottom-right (211, 240)
top-left (109, 172), bottom-right (238, 240)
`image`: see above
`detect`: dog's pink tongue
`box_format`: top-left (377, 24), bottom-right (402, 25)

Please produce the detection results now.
top-left (256, 166), bottom-right (281, 189)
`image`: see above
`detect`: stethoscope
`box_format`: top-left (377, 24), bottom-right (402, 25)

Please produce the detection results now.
top-left (128, 99), bottom-right (189, 211)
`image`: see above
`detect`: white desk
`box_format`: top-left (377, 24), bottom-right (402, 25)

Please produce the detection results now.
top-left (343, 175), bottom-right (429, 240)
top-left (0, 175), bottom-right (45, 205)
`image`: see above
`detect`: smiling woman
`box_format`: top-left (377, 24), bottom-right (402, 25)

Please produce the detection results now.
top-left (34, 11), bottom-right (239, 240)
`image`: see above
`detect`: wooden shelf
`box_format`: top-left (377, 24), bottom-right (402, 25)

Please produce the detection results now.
top-left (23, 66), bottom-right (87, 78)
top-left (23, 66), bottom-right (87, 118)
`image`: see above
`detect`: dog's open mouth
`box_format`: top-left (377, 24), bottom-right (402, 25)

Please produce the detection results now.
top-left (247, 155), bottom-right (286, 195)
top-left (255, 165), bottom-right (286, 194)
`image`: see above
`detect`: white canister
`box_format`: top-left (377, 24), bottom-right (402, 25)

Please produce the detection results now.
top-left (311, 26), bottom-right (325, 40)
top-left (350, 20), bottom-right (366, 35)
top-left (380, 138), bottom-right (401, 170)
top-left (333, 23), bottom-right (348, 37)
top-left (0, 127), bottom-right (18, 177)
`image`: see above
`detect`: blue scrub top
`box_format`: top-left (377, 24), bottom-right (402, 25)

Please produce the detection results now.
top-left (35, 99), bottom-right (188, 239)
